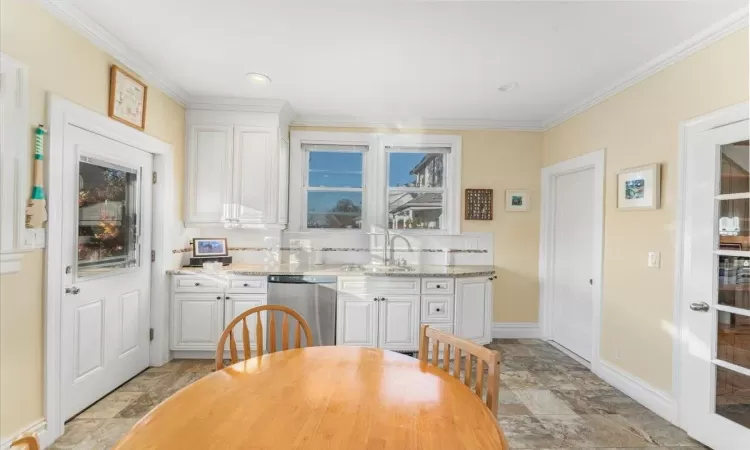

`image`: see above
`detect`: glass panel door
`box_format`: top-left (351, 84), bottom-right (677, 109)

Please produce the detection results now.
top-left (76, 156), bottom-right (141, 278)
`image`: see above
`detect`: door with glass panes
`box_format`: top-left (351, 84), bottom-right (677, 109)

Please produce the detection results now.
top-left (682, 118), bottom-right (750, 450)
top-left (61, 125), bottom-right (153, 420)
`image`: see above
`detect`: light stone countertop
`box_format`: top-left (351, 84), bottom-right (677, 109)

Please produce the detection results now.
top-left (168, 264), bottom-right (496, 278)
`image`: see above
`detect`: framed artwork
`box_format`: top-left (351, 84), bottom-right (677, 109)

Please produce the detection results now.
top-left (505, 190), bottom-right (529, 212)
top-left (617, 163), bottom-right (661, 210)
top-left (192, 238), bottom-right (229, 257)
top-left (108, 65), bottom-right (148, 130)
top-left (465, 189), bottom-right (493, 220)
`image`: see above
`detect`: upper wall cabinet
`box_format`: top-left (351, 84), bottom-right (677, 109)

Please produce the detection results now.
top-left (185, 102), bottom-right (293, 229)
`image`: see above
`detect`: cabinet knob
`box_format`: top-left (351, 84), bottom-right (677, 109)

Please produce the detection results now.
top-left (436, 284), bottom-right (442, 288)
top-left (225, 296), bottom-right (230, 300)
top-left (435, 307), bottom-right (441, 312)
top-left (381, 297), bottom-right (386, 302)
top-left (243, 283), bottom-right (249, 287)
top-left (195, 282), bottom-right (200, 286)
top-left (373, 297), bottom-right (378, 302)
top-left (216, 296), bottom-right (221, 300)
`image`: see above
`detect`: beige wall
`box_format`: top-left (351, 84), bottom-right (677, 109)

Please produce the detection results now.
top-left (293, 126), bottom-right (543, 323)
top-left (542, 28), bottom-right (749, 392)
top-left (0, 0), bottom-right (185, 437)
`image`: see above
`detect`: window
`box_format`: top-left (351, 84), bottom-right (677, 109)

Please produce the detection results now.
top-left (303, 144), bottom-right (366, 229)
top-left (387, 148), bottom-right (447, 230)
top-left (291, 132), bottom-right (461, 234)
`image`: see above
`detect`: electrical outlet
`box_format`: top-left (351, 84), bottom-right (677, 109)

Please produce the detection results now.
top-left (647, 252), bottom-right (661, 268)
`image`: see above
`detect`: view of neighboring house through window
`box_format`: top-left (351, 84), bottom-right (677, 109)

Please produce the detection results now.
top-left (387, 147), bottom-right (447, 230)
top-left (304, 144), bottom-right (365, 229)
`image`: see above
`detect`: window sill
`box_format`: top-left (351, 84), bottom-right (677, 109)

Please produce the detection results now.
top-left (0, 252), bottom-right (25, 275)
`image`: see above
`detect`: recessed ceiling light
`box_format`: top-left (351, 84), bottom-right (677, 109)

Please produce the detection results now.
top-left (246, 72), bottom-right (272, 85)
top-left (498, 82), bottom-right (519, 93)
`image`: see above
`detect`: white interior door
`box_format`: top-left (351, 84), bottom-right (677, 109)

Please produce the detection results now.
top-left (682, 119), bottom-right (750, 450)
top-left (551, 167), bottom-right (595, 361)
top-left (61, 126), bottom-right (153, 420)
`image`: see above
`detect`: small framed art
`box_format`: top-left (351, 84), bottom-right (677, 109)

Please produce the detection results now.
top-left (108, 65), bottom-right (148, 130)
top-left (617, 163), bottom-right (661, 210)
top-left (192, 238), bottom-right (229, 257)
top-left (505, 190), bottom-right (529, 212)
top-left (465, 189), bottom-right (493, 220)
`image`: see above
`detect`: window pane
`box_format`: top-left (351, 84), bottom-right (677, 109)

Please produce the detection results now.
top-left (308, 151), bottom-right (363, 188)
top-left (720, 142), bottom-right (750, 195)
top-left (717, 311), bottom-right (750, 371)
top-left (307, 191), bottom-right (362, 229)
top-left (715, 365), bottom-right (750, 429)
top-left (719, 199), bottom-right (750, 250)
top-left (77, 160), bottom-right (139, 277)
top-left (389, 152), bottom-right (444, 188)
top-left (388, 192), bottom-right (442, 230)
top-left (718, 256), bottom-right (750, 311)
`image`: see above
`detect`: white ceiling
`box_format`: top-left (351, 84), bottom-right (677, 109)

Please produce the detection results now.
top-left (61, 0), bottom-right (748, 129)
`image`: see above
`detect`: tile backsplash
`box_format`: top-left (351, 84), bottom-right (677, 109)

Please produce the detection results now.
top-left (175, 228), bottom-right (493, 267)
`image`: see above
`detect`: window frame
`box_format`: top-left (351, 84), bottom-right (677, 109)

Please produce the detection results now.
top-left (289, 131), bottom-right (461, 235)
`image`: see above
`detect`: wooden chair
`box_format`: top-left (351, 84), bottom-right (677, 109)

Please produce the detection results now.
top-left (215, 305), bottom-right (313, 370)
top-left (418, 324), bottom-right (501, 415)
top-left (10, 435), bottom-right (39, 450)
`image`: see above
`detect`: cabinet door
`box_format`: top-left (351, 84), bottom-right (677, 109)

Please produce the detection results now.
top-left (455, 277), bottom-right (493, 345)
top-left (224, 294), bottom-right (266, 356)
top-left (233, 126), bottom-right (274, 224)
top-left (379, 295), bottom-right (420, 351)
top-left (336, 293), bottom-right (378, 347)
top-left (186, 125), bottom-right (232, 225)
top-left (171, 293), bottom-right (224, 351)
top-left (277, 136), bottom-right (290, 226)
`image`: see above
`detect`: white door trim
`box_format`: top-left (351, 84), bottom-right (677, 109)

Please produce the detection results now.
top-left (674, 101), bottom-right (749, 430)
top-left (539, 149), bottom-right (605, 372)
top-left (43, 95), bottom-right (176, 447)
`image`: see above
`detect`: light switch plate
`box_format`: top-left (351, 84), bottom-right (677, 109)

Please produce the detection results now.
top-left (648, 252), bottom-right (661, 268)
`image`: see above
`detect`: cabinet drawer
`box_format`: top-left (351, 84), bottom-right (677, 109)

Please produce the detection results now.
top-left (421, 295), bottom-right (454, 323)
top-left (338, 277), bottom-right (420, 295)
top-left (421, 278), bottom-right (454, 295)
top-left (227, 277), bottom-right (268, 294)
top-left (174, 277), bottom-right (223, 292)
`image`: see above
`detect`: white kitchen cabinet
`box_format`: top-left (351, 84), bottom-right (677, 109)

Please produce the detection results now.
top-left (336, 293), bottom-right (379, 347)
top-left (184, 104), bottom-right (292, 228)
top-left (186, 125), bottom-right (232, 225)
top-left (171, 293), bottom-right (225, 351)
top-left (224, 294), bottom-right (266, 354)
top-left (378, 295), bottom-right (420, 351)
top-left (454, 277), bottom-right (493, 345)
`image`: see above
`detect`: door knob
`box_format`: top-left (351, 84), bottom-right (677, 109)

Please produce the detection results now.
top-left (65, 286), bottom-right (80, 295)
top-left (690, 302), bottom-right (710, 312)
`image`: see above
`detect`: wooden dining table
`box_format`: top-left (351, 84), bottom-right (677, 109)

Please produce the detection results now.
top-left (114, 346), bottom-right (508, 449)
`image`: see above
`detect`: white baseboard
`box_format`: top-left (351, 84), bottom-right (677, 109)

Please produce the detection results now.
top-left (594, 360), bottom-right (677, 424)
top-left (0, 419), bottom-right (47, 450)
top-left (492, 322), bottom-right (541, 339)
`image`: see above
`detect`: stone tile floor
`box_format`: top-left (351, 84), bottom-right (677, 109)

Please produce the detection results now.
top-left (50, 339), bottom-right (708, 449)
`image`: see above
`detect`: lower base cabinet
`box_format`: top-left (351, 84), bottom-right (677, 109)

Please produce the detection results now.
top-left (336, 293), bottom-right (420, 351)
top-left (378, 295), bottom-right (420, 351)
top-left (224, 294), bottom-right (266, 354)
top-left (171, 293), bottom-right (225, 351)
top-left (454, 277), bottom-right (493, 345)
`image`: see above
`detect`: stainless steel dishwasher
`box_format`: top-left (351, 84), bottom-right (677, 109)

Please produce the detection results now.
top-left (267, 275), bottom-right (337, 346)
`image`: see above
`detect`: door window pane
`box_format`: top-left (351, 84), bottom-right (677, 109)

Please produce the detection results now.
top-left (307, 191), bottom-right (362, 229)
top-left (308, 151), bottom-right (363, 188)
top-left (77, 159), bottom-right (139, 277)
top-left (717, 311), bottom-right (750, 371)
top-left (388, 192), bottom-right (442, 230)
top-left (715, 365), bottom-right (750, 429)
top-left (719, 199), bottom-right (750, 249)
top-left (718, 256), bottom-right (750, 311)
top-left (720, 143), bottom-right (750, 195)
top-left (389, 152), bottom-right (444, 188)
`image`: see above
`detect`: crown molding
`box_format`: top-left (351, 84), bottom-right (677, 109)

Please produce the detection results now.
top-left (291, 114), bottom-right (545, 131)
top-left (38, 0), bottom-right (190, 106)
top-left (542, 7), bottom-right (750, 130)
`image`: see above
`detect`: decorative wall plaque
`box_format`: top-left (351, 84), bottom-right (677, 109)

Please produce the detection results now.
top-left (465, 189), bottom-right (493, 220)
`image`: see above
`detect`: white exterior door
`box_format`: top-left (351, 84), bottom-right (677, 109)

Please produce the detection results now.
top-left (336, 293), bottom-right (378, 347)
top-left (378, 295), bottom-right (419, 350)
top-left (61, 126), bottom-right (153, 420)
top-left (682, 119), bottom-right (750, 449)
top-left (550, 167), bottom-right (595, 361)
top-left (455, 277), bottom-right (493, 345)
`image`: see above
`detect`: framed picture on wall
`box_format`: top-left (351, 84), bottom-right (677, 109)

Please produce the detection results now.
top-left (617, 163), bottom-right (661, 210)
top-left (108, 65), bottom-right (148, 130)
top-left (505, 190), bottom-right (529, 211)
